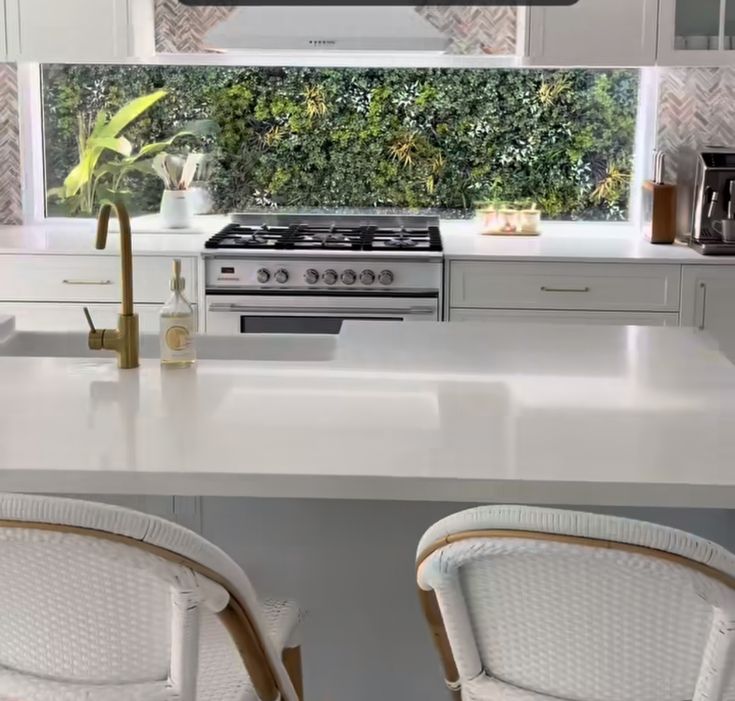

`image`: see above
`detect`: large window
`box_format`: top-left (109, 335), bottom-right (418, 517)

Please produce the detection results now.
top-left (41, 64), bottom-right (639, 220)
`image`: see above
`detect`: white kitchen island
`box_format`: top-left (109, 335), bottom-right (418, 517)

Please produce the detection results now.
top-left (2, 316), bottom-right (735, 701)
top-left (0, 318), bottom-right (733, 508)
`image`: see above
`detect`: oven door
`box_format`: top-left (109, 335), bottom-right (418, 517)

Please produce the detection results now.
top-left (205, 294), bottom-right (439, 335)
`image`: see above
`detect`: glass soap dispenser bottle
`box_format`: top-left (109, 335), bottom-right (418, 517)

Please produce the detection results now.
top-left (160, 259), bottom-right (196, 368)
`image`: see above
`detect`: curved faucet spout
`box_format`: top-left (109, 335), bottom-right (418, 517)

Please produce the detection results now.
top-left (97, 201), bottom-right (134, 317)
top-left (84, 200), bottom-right (139, 369)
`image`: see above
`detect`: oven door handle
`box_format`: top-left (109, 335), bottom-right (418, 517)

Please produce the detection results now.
top-left (207, 303), bottom-right (437, 316)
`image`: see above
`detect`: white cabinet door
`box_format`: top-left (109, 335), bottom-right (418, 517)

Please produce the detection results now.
top-left (681, 266), bottom-right (735, 362)
top-left (523, 0), bottom-right (658, 66)
top-left (0, 302), bottom-right (174, 333)
top-left (6, 0), bottom-right (154, 62)
top-left (450, 309), bottom-right (680, 326)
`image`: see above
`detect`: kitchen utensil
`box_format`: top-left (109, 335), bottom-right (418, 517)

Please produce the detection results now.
top-left (152, 153), bottom-right (174, 190)
top-left (166, 155), bottom-right (185, 189)
top-left (179, 153), bottom-right (204, 191)
top-left (653, 150), bottom-right (665, 185)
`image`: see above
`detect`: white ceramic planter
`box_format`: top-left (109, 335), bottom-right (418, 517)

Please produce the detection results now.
top-left (160, 190), bottom-right (192, 229)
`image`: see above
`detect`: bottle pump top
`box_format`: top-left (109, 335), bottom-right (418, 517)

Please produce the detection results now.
top-left (170, 258), bottom-right (186, 292)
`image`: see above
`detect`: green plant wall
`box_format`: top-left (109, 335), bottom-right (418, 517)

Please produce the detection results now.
top-left (42, 64), bottom-right (638, 220)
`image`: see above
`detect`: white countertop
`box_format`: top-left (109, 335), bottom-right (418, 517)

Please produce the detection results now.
top-left (440, 220), bottom-right (735, 264)
top-left (1, 319), bottom-right (734, 508)
top-left (0, 215), bottom-right (226, 256)
top-left (1, 216), bottom-right (733, 264)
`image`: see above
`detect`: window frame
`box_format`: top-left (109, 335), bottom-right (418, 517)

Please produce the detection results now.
top-left (19, 57), bottom-right (657, 227)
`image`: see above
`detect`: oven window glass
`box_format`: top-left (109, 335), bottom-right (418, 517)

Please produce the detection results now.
top-left (240, 316), bottom-right (401, 334)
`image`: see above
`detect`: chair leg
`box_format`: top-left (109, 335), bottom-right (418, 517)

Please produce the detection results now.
top-left (282, 646), bottom-right (304, 701)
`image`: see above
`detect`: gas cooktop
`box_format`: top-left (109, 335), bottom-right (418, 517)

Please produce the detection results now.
top-left (204, 214), bottom-right (442, 253)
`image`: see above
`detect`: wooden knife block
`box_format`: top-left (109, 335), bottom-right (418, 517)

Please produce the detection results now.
top-left (642, 181), bottom-right (677, 244)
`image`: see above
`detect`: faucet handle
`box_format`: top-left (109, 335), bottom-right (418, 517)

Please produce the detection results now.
top-left (83, 307), bottom-right (104, 350)
top-left (82, 306), bottom-right (97, 333)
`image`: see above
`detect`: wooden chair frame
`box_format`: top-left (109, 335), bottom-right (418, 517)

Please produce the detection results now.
top-left (416, 528), bottom-right (735, 701)
top-left (0, 519), bottom-right (304, 701)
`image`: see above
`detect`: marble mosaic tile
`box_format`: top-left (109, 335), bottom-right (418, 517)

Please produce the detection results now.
top-left (0, 64), bottom-right (22, 225)
top-left (657, 67), bottom-right (735, 181)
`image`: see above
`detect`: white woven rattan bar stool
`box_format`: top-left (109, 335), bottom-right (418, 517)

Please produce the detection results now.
top-left (417, 505), bottom-right (735, 701)
top-left (0, 493), bottom-right (304, 701)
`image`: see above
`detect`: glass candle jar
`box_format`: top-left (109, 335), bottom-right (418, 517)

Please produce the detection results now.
top-left (520, 209), bottom-right (541, 234)
top-left (476, 207), bottom-right (499, 234)
top-left (499, 208), bottom-right (519, 234)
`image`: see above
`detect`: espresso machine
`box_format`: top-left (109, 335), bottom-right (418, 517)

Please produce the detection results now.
top-left (684, 148), bottom-right (735, 255)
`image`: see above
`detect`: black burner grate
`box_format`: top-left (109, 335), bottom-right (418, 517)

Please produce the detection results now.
top-left (205, 223), bottom-right (443, 252)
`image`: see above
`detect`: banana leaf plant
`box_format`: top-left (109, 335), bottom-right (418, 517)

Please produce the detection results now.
top-left (48, 89), bottom-right (215, 215)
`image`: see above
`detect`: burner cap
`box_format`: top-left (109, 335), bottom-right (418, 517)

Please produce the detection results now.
top-left (238, 233), bottom-right (268, 244)
top-left (308, 232), bottom-right (352, 244)
top-left (385, 236), bottom-right (418, 248)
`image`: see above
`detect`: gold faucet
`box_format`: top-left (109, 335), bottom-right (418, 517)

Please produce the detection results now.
top-left (83, 201), bottom-right (139, 369)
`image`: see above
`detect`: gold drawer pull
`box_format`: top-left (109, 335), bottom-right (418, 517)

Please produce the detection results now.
top-left (62, 279), bottom-right (114, 286)
top-left (540, 286), bottom-right (590, 293)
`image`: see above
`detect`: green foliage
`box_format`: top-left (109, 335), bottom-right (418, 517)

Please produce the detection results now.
top-left (42, 65), bottom-right (639, 220)
top-left (48, 90), bottom-right (168, 214)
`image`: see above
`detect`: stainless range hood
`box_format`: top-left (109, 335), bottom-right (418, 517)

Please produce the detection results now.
top-left (200, 6), bottom-right (450, 52)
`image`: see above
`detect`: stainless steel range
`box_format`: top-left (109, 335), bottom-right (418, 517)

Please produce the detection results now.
top-left (203, 213), bottom-right (443, 335)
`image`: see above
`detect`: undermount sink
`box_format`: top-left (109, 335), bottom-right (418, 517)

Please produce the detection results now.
top-left (0, 330), bottom-right (337, 363)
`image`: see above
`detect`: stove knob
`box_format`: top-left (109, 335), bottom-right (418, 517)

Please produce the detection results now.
top-left (378, 269), bottom-right (394, 286)
top-left (256, 268), bottom-right (271, 284)
top-left (274, 268), bottom-right (289, 284)
top-left (323, 269), bottom-right (338, 286)
top-left (304, 268), bottom-right (320, 285)
top-left (359, 269), bottom-right (376, 285)
top-left (341, 269), bottom-right (357, 285)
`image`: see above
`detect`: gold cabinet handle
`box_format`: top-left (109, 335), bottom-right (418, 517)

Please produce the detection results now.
top-left (540, 286), bottom-right (591, 293)
top-left (62, 279), bottom-right (114, 285)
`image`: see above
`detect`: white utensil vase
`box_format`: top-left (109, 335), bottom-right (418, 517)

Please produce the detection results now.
top-left (160, 190), bottom-right (192, 229)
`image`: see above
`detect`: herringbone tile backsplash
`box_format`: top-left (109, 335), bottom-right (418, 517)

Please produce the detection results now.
top-left (154, 0), bottom-right (235, 53)
top-left (0, 64), bottom-right (21, 225)
top-left (657, 67), bottom-right (735, 181)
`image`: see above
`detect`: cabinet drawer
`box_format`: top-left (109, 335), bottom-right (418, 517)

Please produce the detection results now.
top-left (449, 262), bottom-right (681, 312)
top-left (450, 308), bottom-right (680, 326)
top-left (0, 302), bottom-right (197, 334)
top-left (0, 255), bottom-right (195, 303)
